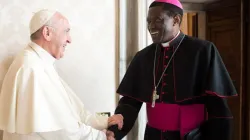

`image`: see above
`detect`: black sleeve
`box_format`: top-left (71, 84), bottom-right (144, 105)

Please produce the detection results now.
top-left (108, 96), bottom-right (143, 140)
top-left (204, 43), bottom-right (237, 97)
top-left (201, 95), bottom-right (233, 140)
top-left (116, 52), bottom-right (140, 96)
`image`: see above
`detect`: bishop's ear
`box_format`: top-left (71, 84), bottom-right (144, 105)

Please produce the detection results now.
top-left (173, 14), bottom-right (182, 26)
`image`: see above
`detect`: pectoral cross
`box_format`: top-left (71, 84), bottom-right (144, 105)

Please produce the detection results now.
top-left (151, 89), bottom-right (159, 108)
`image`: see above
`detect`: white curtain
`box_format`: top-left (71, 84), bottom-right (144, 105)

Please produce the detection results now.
top-left (118, 0), bottom-right (152, 139)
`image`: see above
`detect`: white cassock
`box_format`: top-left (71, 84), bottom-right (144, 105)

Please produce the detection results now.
top-left (0, 42), bottom-right (108, 140)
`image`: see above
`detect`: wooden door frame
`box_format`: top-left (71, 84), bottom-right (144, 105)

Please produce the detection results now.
top-left (205, 0), bottom-right (247, 140)
top-left (242, 0), bottom-right (250, 139)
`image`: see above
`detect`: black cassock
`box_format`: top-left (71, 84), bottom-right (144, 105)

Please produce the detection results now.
top-left (108, 32), bottom-right (237, 140)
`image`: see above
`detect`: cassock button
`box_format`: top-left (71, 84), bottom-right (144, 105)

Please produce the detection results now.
top-left (164, 74), bottom-right (168, 76)
top-left (165, 56), bottom-right (169, 59)
top-left (161, 92), bottom-right (165, 94)
top-left (163, 83), bottom-right (167, 86)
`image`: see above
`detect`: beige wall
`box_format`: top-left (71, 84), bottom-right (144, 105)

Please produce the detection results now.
top-left (0, 0), bottom-right (118, 138)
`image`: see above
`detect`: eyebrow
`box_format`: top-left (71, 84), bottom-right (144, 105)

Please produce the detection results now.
top-left (147, 16), bottom-right (163, 21)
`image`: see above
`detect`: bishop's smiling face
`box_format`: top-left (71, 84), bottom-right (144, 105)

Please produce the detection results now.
top-left (147, 6), bottom-right (177, 44)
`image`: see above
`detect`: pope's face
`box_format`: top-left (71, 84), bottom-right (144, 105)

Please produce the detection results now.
top-left (47, 15), bottom-right (71, 59)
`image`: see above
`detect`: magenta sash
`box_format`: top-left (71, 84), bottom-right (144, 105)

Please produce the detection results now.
top-left (146, 103), bottom-right (205, 137)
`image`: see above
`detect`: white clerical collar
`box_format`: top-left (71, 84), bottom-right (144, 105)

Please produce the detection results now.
top-left (29, 42), bottom-right (56, 65)
top-left (161, 31), bottom-right (181, 47)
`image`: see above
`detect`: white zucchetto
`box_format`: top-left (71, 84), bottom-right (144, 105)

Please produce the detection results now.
top-left (29, 9), bottom-right (56, 35)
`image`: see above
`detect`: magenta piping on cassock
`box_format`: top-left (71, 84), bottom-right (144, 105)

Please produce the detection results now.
top-left (118, 94), bottom-right (147, 103)
top-left (205, 90), bottom-right (238, 98)
top-left (173, 91), bottom-right (238, 102)
top-left (118, 91), bottom-right (238, 104)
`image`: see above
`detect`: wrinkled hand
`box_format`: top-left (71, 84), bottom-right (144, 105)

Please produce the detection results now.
top-left (106, 130), bottom-right (115, 140)
top-left (108, 114), bottom-right (123, 130)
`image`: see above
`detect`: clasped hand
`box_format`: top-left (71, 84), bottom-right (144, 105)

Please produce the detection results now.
top-left (105, 114), bottom-right (123, 140)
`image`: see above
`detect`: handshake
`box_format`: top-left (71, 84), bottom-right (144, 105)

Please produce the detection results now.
top-left (104, 114), bottom-right (124, 140)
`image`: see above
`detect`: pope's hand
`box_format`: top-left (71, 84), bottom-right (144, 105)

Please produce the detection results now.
top-left (108, 114), bottom-right (123, 130)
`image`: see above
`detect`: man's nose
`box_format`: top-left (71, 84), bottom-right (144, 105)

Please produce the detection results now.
top-left (67, 36), bottom-right (72, 43)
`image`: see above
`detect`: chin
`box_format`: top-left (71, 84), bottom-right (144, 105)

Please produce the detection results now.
top-left (59, 54), bottom-right (65, 59)
top-left (55, 57), bottom-right (61, 60)
top-left (55, 55), bottom-right (64, 60)
top-left (152, 39), bottom-right (162, 44)
top-left (151, 36), bottom-right (163, 44)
